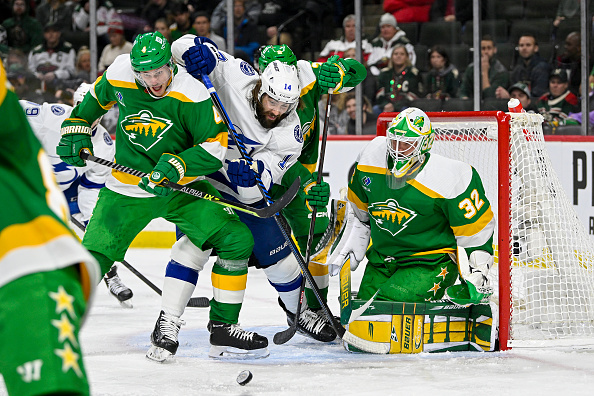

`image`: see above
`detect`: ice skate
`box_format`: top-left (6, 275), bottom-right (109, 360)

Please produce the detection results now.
top-left (146, 310), bottom-right (185, 363)
top-left (104, 265), bottom-right (133, 308)
top-left (208, 321), bottom-right (269, 359)
top-left (279, 298), bottom-right (337, 342)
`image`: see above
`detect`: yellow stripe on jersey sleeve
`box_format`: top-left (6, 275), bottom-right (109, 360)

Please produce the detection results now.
top-left (450, 206), bottom-right (494, 237)
top-left (348, 188), bottom-right (368, 212)
top-left (0, 215), bottom-right (71, 261)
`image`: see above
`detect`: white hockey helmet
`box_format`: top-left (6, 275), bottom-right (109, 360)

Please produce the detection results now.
top-left (73, 82), bottom-right (93, 106)
top-left (258, 60), bottom-right (300, 113)
top-left (385, 107), bottom-right (434, 179)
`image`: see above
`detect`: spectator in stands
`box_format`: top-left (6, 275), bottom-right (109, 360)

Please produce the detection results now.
top-left (218, 0), bottom-right (261, 63)
top-left (6, 48), bottom-right (41, 102)
top-left (35, 0), bottom-right (73, 34)
top-left (320, 92), bottom-right (348, 135)
top-left (537, 69), bottom-right (580, 127)
top-left (495, 34), bottom-right (551, 100)
top-left (72, 0), bottom-right (117, 48)
top-left (317, 14), bottom-right (372, 63)
top-left (98, 20), bottom-right (132, 73)
top-left (343, 92), bottom-right (377, 135)
top-left (257, 0), bottom-right (298, 46)
top-left (0, 25), bottom-right (7, 61)
top-left (375, 43), bottom-right (423, 113)
top-left (69, 45), bottom-right (91, 84)
top-left (140, 0), bottom-right (176, 31)
top-left (28, 22), bottom-right (75, 95)
top-left (367, 13), bottom-right (416, 75)
top-left (2, 0), bottom-right (43, 54)
top-left (343, 47), bottom-right (377, 108)
top-left (192, 11), bottom-right (226, 50)
top-left (554, 31), bottom-right (581, 96)
top-left (508, 82), bottom-right (537, 113)
top-left (460, 35), bottom-right (509, 99)
top-left (154, 18), bottom-right (172, 43)
top-left (425, 45), bottom-right (459, 99)
top-left (211, 0), bottom-right (261, 33)
top-left (383, 0), bottom-right (435, 24)
top-left (170, 2), bottom-right (195, 42)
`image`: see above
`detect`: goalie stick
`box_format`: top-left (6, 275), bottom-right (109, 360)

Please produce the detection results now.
top-left (201, 74), bottom-right (389, 354)
top-left (273, 93), bottom-right (332, 345)
top-left (79, 151), bottom-right (299, 219)
top-left (69, 211), bottom-right (210, 308)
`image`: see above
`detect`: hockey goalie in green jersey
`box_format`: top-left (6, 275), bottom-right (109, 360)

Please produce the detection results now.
top-left (326, 107), bottom-right (496, 307)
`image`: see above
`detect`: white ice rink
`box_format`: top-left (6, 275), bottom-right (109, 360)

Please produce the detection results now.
top-left (2, 248), bottom-right (594, 395)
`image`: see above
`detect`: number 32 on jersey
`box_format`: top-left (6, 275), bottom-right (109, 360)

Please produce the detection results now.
top-left (458, 189), bottom-right (484, 219)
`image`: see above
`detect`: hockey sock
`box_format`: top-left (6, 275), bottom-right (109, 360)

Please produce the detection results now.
top-left (162, 260), bottom-right (199, 317)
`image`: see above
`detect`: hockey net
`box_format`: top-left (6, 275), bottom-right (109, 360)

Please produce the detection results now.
top-left (377, 111), bottom-right (594, 349)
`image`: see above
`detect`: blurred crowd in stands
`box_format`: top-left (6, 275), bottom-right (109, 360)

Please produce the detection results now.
top-left (1, 0), bottom-right (593, 134)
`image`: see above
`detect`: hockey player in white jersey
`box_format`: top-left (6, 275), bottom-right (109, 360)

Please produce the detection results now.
top-left (19, 83), bottom-right (134, 307)
top-left (143, 36), bottom-right (336, 361)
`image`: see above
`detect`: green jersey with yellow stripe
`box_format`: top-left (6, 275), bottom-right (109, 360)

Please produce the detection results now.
top-left (349, 137), bottom-right (495, 266)
top-left (66, 54), bottom-right (228, 198)
top-left (0, 60), bottom-right (100, 291)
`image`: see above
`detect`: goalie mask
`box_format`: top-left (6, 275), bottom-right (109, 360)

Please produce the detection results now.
top-left (385, 107), bottom-right (434, 186)
top-left (130, 31), bottom-right (177, 98)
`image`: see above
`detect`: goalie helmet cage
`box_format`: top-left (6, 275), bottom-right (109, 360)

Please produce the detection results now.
top-left (376, 111), bottom-right (594, 350)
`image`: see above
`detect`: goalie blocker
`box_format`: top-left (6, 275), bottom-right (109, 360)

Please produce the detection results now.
top-left (344, 299), bottom-right (498, 354)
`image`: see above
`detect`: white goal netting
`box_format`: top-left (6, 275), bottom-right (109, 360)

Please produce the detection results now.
top-left (427, 111), bottom-right (594, 348)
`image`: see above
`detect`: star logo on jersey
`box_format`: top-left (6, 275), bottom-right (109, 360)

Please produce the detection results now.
top-left (437, 267), bottom-right (448, 281)
top-left (49, 285), bottom-right (76, 318)
top-left (427, 282), bottom-right (441, 296)
top-left (368, 199), bottom-right (417, 236)
top-left (120, 110), bottom-right (173, 152)
top-left (52, 313), bottom-right (77, 346)
top-left (54, 343), bottom-right (83, 377)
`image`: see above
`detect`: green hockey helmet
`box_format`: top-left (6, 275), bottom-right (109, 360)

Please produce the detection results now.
top-left (130, 31), bottom-right (172, 72)
top-left (258, 44), bottom-right (297, 73)
top-left (385, 107), bottom-right (434, 179)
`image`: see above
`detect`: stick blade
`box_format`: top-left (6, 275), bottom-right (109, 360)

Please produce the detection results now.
top-left (272, 326), bottom-right (298, 345)
top-left (186, 297), bottom-right (210, 308)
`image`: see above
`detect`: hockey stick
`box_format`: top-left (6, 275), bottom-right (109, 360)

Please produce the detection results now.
top-left (79, 151), bottom-right (299, 219)
top-left (273, 93), bottom-right (332, 345)
top-left (201, 74), bottom-right (388, 353)
top-left (69, 213), bottom-right (210, 308)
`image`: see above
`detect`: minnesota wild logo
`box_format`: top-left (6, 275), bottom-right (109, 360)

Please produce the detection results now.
top-left (120, 110), bottom-right (173, 152)
top-left (368, 199), bottom-right (417, 236)
top-left (413, 115), bottom-right (424, 128)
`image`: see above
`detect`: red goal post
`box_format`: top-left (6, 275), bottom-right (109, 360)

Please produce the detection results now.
top-left (376, 111), bottom-right (594, 350)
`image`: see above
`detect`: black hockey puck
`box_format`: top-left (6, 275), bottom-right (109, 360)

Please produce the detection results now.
top-left (236, 370), bottom-right (253, 386)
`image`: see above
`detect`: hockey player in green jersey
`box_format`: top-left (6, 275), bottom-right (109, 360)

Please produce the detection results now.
top-left (326, 108), bottom-right (495, 307)
top-left (257, 44), bottom-right (368, 312)
top-left (56, 31), bottom-right (268, 361)
top-left (0, 59), bottom-right (100, 396)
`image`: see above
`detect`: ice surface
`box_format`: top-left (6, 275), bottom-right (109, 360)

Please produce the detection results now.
top-left (2, 248), bottom-right (594, 395)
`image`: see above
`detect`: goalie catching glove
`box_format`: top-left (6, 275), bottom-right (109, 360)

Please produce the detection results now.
top-left (318, 55), bottom-right (349, 94)
top-left (444, 247), bottom-right (494, 307)
top-left (182, 36), bottom-right (219, 79)
top-left (138, 153), bottom-right (186, 197)
top-left (56, 118), bottom-right (93, 167)
top-left (325, 203), bottom-right (370, 276)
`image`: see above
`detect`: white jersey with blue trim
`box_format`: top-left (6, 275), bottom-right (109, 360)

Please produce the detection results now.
top-left (172, 35), bottom-right (304, 204)
top-left (19, 100), bottom-right (115, 221)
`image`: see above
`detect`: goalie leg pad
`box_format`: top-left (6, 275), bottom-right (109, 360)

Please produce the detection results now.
top-left (344, 300), bottom-right (497, 353)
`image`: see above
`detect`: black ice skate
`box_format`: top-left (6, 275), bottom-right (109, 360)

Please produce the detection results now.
top-left (279, 298), bottom-right (337, 342)
top-left (208, 320), bottom-right (269, 359)
top-left (146, 310), bottom-right (185, 362)
top-left (103, 265), bottom-right (133, 308)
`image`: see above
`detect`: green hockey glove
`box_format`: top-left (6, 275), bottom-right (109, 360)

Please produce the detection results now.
top-left (56, 118), bottom-right (93, 167)
top-left (318, 55), bottom-right (349, 94)
top-left (303, 172), bottom-right (330, 209)
top-left (138, 153), bottom-right (186, 197)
